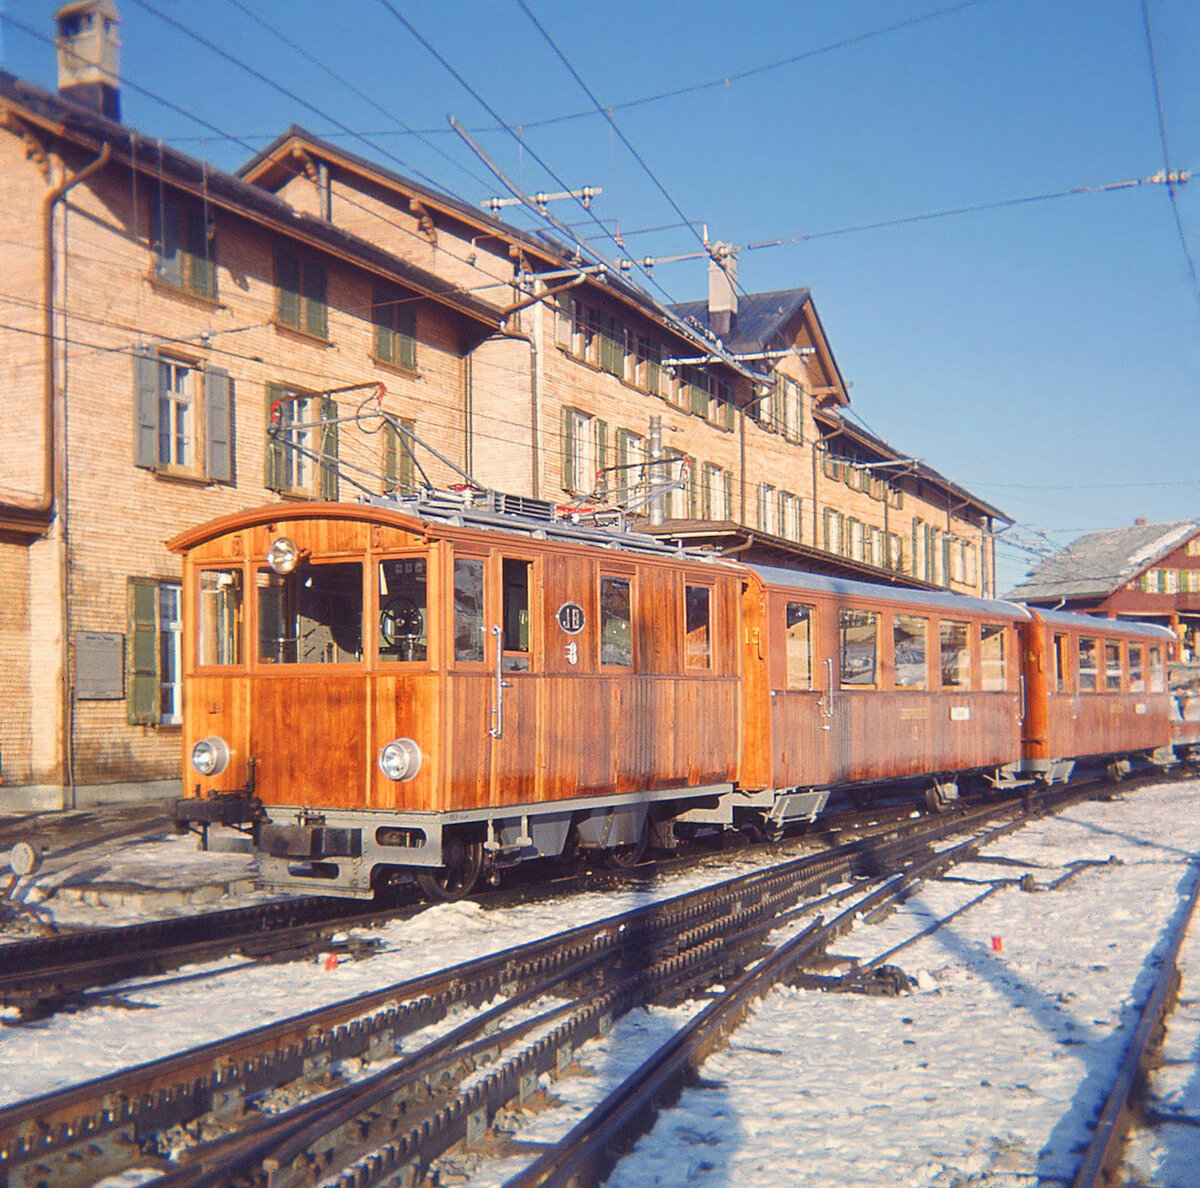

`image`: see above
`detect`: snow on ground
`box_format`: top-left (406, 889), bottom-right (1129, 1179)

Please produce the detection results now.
top-left (4, 779), bottom-right (1200, 1188)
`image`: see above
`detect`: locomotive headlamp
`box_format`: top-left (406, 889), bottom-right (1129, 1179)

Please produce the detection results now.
top-left (379, 738), bottom-right (422, 782)
top-left (191, 735), bottom-right (230, 777)
top-left (266, 537), bottom-right (299, 575)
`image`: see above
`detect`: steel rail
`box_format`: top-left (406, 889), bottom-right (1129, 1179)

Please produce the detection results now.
top-left (1069, 858), bottom-right (1200, 1188)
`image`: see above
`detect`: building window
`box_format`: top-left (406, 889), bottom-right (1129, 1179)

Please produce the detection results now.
top-left (839, 608), bottom-right (878, 687)
top-left (127, 577), bottom-right (183, 726)
top-left (373, 288), bottom-right (417, 369)
top-left (779, 492), bottom-right (801, 542)
top-left (823, 507), bottom-right (843, 554)
top-left (560, 406), bottom-right (608, 496)
top-left (266, 386), bottom-right (338, 499)
top-left (615, 429), bottom-right (645, 503)
top-left (701, 464), bottom-right (733, 520)
top-left (893, 614), bottom-right (927, 689)
top-left (152, 190), bottom-right (216, 300)
top-left (275, 245), bottom-right (328, 338)
top-left (785, 602), bottom-right (814, 689)
top-left (940, 620), bottom-right (971, 688)
top-left (133, 350), bottom-right (232, 481)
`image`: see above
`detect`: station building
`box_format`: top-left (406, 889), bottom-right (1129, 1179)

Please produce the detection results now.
top-left (0, 1), bottom-right (1008, 809)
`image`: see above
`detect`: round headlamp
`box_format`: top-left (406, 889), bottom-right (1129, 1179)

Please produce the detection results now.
top-left (379, 738), bottom-right (422, 782)
top-left (191, 735), bottom-right (230, 777)
top-left (266, 537), bottom-right (299, 575)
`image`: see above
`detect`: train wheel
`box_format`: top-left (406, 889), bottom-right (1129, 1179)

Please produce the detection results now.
top-left (417, 835), bottom-right (484, 901)
top-left (604, 819), bottom-right (649, 870)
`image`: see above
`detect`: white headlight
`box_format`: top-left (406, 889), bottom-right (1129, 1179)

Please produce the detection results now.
top-left (379, 738), bottom-right (422, 781)
top-left (191, 736), bottom-right (230, 776)
top-left (266, 537), bottom-right (299, 574)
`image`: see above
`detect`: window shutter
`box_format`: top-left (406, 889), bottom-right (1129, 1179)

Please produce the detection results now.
top-left (616, 429), bottom-right (630, 500)
top-left (556, 294), bottom-right (574, 349)
top-left (723, 471), bottom-right (734, 523)
top-left (686, 454), bottom-right (697, 517)
top-left (127, 577), bottom-right (159, 726)
top-left (722, 397), bottom-right (734, 431)
top-left (560, 406), bottom-right (576, 493)
top-left (187, 206), bottom-right (216, 299)
top-left (133, 350), bottom-right (160, 469)
top-left (646, 342), bottom-right (661, 395)
top-left (204, 367), bottom-right (233, 483)
top-left (690, 373), bottom-right (708, 417)
top-left (320, 399), bottom-right (339, 500)
top-left (276, 247), bottom-right (301, 327)
top-left (265, 384), bottom-right (286, 491)
top-left (157, 194), bottom-right (184, 287)
top-left (304, 261), bottom-right (328, 338)
top-left (399, 418), bottom-right (415, 489)
top-left (700, 465), bottom-right (712, 519)
top-left (397, 304), bottom-right (417, 370)
top-left (373, 287), bottom-right (394, 364)
top-left (383, 422), bottom-right (397, 488)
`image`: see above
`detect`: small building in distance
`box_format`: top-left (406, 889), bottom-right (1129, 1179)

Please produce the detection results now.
top-left (1007, 518), bottom-right (1200, 658)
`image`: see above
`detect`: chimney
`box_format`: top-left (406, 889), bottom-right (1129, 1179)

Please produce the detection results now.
top-left (55, 0), bottom-right (121, 121)
top-left (1134, 517), bottom-right (1147, 526)
top-left (707, 245), bottom-right (737, 340)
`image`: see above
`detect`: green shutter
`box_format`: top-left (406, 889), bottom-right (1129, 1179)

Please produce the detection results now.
top-left (320, 399), bottom-right (339, 500)
top-left (595, 419), bottom-right (608, 491)
top-left (399, 418), bottom-right (415, 489)
top-left (373, 288), bottom-right (394, 364)
top-left (383, 422), bottom-right (397, 489)
top-left (686, 454), bottom-right (697, 517)
top-left (133, 350), bottom-right (159, 469)
top-left (187, 205), bottom-right (216, 299)
top-left (304, 260), bottom-right (328, 338)
top-left (722, 396), bottom-right (734, 431)
top-left (205, 367), bottom-right (233, 482)
top-left (560, 406), bottom-right (576, 493)
top-left (265, 384), bottom-right (286, 491)
top-left (690, 372), bottom-right (708, 416)
top-left (723, 471), bottom-right (734, 522)
top-left (276, 246), bottom-right (301, 327)
top-left (646, 342), bottom-right (661, 395)
top-left (127, 577), bottom-right (159, 726)
top-left (397, 304), bottom-right (417, 370)
top-left (700, 464), bottom-right (712, 518)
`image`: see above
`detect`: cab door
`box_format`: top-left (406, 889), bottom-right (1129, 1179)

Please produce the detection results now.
top-left (488, 555), bottom-right (539, 807)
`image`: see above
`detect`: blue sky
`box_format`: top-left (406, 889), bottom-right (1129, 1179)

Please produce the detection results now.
top-left (3, 0), bottom-right (1198, 589)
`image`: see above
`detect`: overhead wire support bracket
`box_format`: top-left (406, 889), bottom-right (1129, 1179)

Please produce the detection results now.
top-left (484, 186), bottom-right (602, 214)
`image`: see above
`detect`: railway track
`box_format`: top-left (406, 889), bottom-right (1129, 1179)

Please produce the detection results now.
top-left (0, 784), bottom-right (1084, 1188)
top-left (0, 793), bottom-right (966, 1017)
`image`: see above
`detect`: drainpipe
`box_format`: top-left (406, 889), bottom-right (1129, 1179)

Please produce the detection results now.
top-left (0, 142), bottom-right (111, 531)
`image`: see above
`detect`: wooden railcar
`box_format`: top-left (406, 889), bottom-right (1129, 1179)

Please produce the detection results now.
top-left (171, 496), bottom-right (745, 897)
top-left (738, 568), bottom-right (1031, 816)
top-left (172, 494), bottom-right (1184, 899)
top-left (1019, 609), bottom-right (1175, 780)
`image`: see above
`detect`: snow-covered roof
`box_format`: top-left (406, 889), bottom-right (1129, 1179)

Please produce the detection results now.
top-left (1007, 519), bottom-right (1200, 602)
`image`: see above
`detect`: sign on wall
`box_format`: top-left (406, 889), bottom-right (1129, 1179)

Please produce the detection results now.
top-left (75, 632), bottom-right (125, 700)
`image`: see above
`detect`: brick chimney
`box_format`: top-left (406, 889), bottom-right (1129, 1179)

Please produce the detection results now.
top-left (707, 246), bottom-right (737, 340)
top-left (55, 0), bottom-right (121, 122)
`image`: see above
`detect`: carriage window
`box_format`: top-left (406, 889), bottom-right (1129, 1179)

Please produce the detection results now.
top-left (893, 614), bottom-right (927, 689)
top-left (600, 576), bottom-right (633, 667)
top-left (1129, 644), bottom-right (1145, 693)
top-left (981, 624), bottom-right (1007, 691)
top-left (785, 602), bottom-right (814, 689)
top-left (1150, 646), bottom-right (1165, 693)
top-left (1054, 633), bottom-right (1070, 692)
top-left (939, 621), bottom-right (970, 689)
top-left (502, 558), bottom-right (532, 671)
top-left (1105, 641), bottom-right (1122, 691)
top-left (685, 585), bottom-right (712, 669)
top-left (454, 557), bottom-right (485, 663)
top-left (257, 562), bottom-right (362, 664)
top-left (198, 569), bottom-right (243, 665)
top-left (840, 608), bottom-right (878, 687)
top-left (379, 558), bottom-right (427, 662)
top-left (1078, 637), bottom-right (1099, 691)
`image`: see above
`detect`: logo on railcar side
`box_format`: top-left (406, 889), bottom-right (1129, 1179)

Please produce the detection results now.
top-left (556, 602), bottom-right (586, 634)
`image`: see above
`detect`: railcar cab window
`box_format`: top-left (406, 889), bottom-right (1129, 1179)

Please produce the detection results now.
top-left (453, 558), bottom-right (485, 663)
top-left (1129, 644), bottom-right (1146, 693)
top-left (379, 558), bottom-right (427, 662)
top-left (893, 614), bottom-right (927, 689)
top-left (198, 569), bottom-right (244, 665)
top-left (939, 621), bottom-right (971, 689)
top-left (685, 585), bottom-right (712, 669)
top-left (502, 559), bottom-right (532, 672)
top-left (1054, 633), bottom-right (1070, 692)
top-left (1078, 637), bottom-right (1099, 692)
top-left (600, 576), bottom-right (633, 667)
top-left (839, 609), bottom-right (878, 687)
top-left (785, 602), bottom-right (814, 689)
top-left (981, 624), bottom-right (1007, 691)
top-left (257, 562), bottom-right (362, 664)
top-left (1105, 641), bottom-right (1123, 692)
